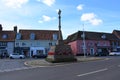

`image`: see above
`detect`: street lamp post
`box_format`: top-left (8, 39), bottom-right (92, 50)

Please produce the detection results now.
top-left (82, 24), bottom-right (86, 57)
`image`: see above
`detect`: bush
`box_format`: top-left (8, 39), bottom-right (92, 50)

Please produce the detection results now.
top-left (46, 58), bottom-right (77, 63)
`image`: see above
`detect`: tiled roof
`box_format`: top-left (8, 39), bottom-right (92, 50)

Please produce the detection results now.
top-left (0, 31), bottom-right (16, 41)
top-left (112, 30), bottom-right (120, 39)
top-left (19, 29), bottom-right (59, 40)
top-left (66, 31), bottom-right (119, 43)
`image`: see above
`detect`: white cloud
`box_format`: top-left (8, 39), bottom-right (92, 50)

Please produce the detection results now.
top-left (2, 0), bottom-right (28, 8)
top-left (77, 4), bottom-right (84, 11)
top-left (37, 0), bottom-right (55, 6)
top-left (38, 15), bottom-right (56, 23)
top-left (81, 13), bottom-right (95, 21)
top-left (38, 20), bottom-right (43, 23)
top-left (43, 15), bottom-right (51, 21)
top-left (81, 13), bottom-right (102, 26)
top-left (90, 19), bottom-right (102, 26)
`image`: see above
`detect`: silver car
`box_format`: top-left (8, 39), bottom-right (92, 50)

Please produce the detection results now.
top-left (109, 51), bottom-right (120, 56)
top-left (9, 53), bottom-right (25, 59)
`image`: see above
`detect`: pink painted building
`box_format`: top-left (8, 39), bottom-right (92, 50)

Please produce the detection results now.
top-left (66, 31), bottom-right (120, 56)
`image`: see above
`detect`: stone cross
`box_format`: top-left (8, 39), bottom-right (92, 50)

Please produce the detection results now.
top-left (58, 9), bottom-right (63, 44)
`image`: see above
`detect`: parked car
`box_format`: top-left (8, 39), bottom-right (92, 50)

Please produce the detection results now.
top-left (31, 47), bottom-right (47, 58)
top-left (109, 51), bottom-right (120, 56)
top-left (32, 53), bottom-right (47, 58)
top-left (95, 52), bottom-right (109, 56)
top-left (9, 53), bottom-right (25, 59)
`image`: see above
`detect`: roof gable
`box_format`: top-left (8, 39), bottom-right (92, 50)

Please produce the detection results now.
top-left (112, 30), bottom-right (120, 39)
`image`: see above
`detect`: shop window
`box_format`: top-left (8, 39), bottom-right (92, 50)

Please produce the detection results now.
top-left (37, 50), bottom-right (43, 54)
top-left (98, 49), bottom-right (102, 52)
top-left (88, 42), bottom-right (94, 47)
top-left (0, 42), bottom-right (7, 46)
top-left (103, 42), bottom-right (107, 46)
top-left (49, 42), bottom-right (52, 46)
top-left (97, 42), bottom-right (100, 46)
top-left (16, 43), bottom-right (19, 47)
top-left (22, 43), bottom-right (26, 46)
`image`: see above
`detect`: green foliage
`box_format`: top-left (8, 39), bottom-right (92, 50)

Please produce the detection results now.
top-left (46, 58), bottom-right (77, 63)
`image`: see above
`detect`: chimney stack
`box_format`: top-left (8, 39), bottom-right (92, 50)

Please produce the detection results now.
top-left (14, 26), bottom-right (17, 33)
top-left (0, 24), bottom-right (2, 31)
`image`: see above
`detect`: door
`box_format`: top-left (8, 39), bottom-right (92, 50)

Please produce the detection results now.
top-left (90, 48), bottom-right (94, 55)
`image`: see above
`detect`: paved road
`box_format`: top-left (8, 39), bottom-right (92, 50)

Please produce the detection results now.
top-left (0, 59), bottom-right (31, 72)
top-left (0, 56), bottom-right (120, 80)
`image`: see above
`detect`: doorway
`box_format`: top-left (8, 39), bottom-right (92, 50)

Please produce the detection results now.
top-left (90, 48), bottom-right (94, 56)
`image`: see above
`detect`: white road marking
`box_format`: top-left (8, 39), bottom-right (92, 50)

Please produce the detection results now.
top-left (77, 68), bottom-right (108, 77)
top-left (0, 67), bottom-right (37, 73)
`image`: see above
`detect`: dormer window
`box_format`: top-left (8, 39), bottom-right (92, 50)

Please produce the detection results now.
top-left (81, 33), bottom-right (85, 38)
top-left (53, 34), bottom-right (58, 40)
top-left (2, 34), bottom-right (8, 39)
top-left (101, 34), bottom-right (106, 39)
top-left (30, 33), bottom-right (35, 40)
top-left (16, 33), bottom-right (21, 40)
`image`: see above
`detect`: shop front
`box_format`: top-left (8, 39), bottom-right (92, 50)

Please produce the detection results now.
top-left (96, 46), bottom-right (111, 56)
top-left (0, 47), bottom-right (8, 58)
top-left (14, 47), bottom-right (30, 57)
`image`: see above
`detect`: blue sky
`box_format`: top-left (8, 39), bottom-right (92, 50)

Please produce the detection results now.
top-left (0, 0), bottom-right (120, 39)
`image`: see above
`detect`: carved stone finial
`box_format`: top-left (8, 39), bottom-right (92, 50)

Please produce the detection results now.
top-left (58, 9), bottom-right (61, 15)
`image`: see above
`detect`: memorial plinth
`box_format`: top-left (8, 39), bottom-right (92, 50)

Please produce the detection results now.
top-left (47, 44), bottom-right (76, 62)
top-left (46, 9), bottom-right (77, 63)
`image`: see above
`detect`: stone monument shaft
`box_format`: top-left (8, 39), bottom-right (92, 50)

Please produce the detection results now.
top-left (58, 9), bottom-right (63, 44)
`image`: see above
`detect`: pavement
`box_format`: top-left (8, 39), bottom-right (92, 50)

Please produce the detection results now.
top-left (25, 56), bottom-right (105, 67)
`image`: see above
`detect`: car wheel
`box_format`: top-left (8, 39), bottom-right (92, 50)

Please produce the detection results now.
top-left (20, 57), bottom-right (23, 59)
top-left (10, 57), bottom-right (13, 59)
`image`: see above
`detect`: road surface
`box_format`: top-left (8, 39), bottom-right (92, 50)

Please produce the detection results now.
top-left (0, 56), bottom-right (120, 80)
